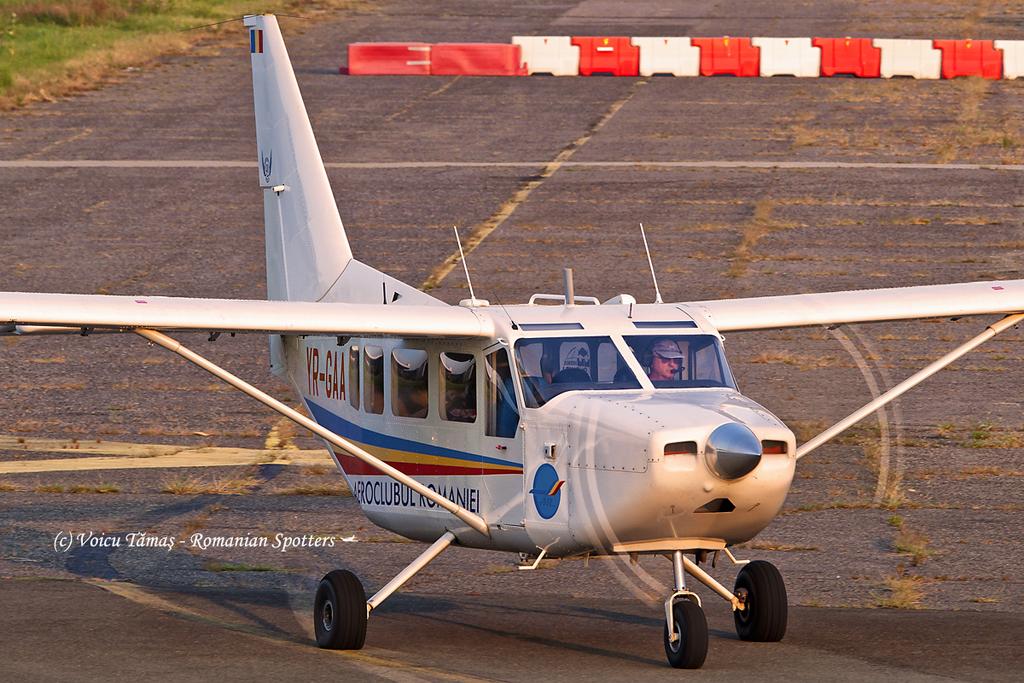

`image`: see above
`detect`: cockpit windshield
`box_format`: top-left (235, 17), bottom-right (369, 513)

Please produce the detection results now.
top-left (623, 334), bottom-right (736, 389)
top-left (514, 336), bottom-right (642, 408)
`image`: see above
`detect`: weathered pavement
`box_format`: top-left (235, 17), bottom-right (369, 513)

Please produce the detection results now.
top-left (1, 0), bottom-right (1022, 679)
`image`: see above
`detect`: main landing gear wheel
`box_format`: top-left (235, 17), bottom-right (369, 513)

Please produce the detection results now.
top-left (663, 599), bottom-right (708, 669)
top-left (314, 569), bottom-right (367, 649)
top-left (733, 560), bottom-right (787, 642)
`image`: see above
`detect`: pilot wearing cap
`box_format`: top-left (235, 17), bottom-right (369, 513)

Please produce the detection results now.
top-left (648, 338), bottom-right (685, 382)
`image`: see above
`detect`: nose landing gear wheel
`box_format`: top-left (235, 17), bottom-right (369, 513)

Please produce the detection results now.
top-left (314, 569), bottom-right (367, 649)
top-left (733, 560), bottom-right (787, 642)
top-left (663, 599), bottom-right (708, 669)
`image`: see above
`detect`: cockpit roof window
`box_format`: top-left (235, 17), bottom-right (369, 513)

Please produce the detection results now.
top-left (624, 334), bottom-right (736, 390)
top-left (519, 322), bottom-right (584, 331)
top-left (631, 320), bottom-right (698, 329)
top-left (514, 336), bottom-right (641, 408)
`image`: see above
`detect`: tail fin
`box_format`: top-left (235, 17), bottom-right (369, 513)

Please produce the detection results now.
top-left (245, 14), bottom-right (352, 303)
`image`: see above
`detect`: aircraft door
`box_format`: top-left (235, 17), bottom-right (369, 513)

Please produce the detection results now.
top-left (522, 420), bottom-right (571, 545)
top-left (480, 348), bottom-right (525, 526)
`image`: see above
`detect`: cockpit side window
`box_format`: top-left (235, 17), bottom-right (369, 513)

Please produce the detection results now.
top-left (484, 349), bottom-right (518, 438)
top-left (513, 336), bottom-right (641, 408)
top-left (623, 334), bottom-right (736, 389)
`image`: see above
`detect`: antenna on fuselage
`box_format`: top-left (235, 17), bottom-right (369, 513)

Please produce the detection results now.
top-left (639, 222), bottom-right (663, 305)
top-left (453, 225), bottom-right (480, 304)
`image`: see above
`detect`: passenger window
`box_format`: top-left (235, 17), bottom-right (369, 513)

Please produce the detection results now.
top-left (363, 345), bottom-right (384, 415)
top-left (484, 349), bottom-right (519, 438)
top-left (348, 345), bottom-right (360, 410)
top-left (440, 352), bottom-right (476, 423)
top-left (392, 349), bottom-right (429, 419)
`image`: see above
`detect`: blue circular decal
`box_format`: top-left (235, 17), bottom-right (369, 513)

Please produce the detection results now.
top-left (530, 463), bottom-right (562, 520)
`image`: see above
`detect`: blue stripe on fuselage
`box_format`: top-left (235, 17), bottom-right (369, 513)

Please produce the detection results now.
top-left (304, 398), bottom-right (522, 469)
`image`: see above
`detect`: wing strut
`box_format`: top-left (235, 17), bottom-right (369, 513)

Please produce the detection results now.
top-left (134, 329), bottom-right (490, 537)
top-left (796, 313), bottom-right (1024, 460)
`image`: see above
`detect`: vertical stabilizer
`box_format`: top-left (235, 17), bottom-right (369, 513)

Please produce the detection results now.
top-left (245, 14), bottom-right (352, 303)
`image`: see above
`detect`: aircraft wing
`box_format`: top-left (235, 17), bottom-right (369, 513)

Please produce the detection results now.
top-left (0, 292), bottom-right (494, 338)
top-left (686, 280), bottom-right (1024, 332)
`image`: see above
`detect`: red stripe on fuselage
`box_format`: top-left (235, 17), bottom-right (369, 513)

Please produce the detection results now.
top-left (333, 451), bottom-right (520, 477)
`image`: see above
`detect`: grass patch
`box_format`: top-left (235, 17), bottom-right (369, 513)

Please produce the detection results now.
top-left (957, 466), bottom-right (1024, 479)
top-left (204, 560), bottom-right (282, 573)
top-left (725, 199), bottom-right (804, 279)
top-left (750, 350), bottom-right (842, 370)
top-left (787, 500), bottom-right (875, 513)
top-left (0, 0), bottom-right (363, 108)
top-left (181, 513), bottom-right (209, 537)
top-left (744, 541), bottom-right (820, 552)
top-left (33, 483), bottom-right (119, 493)
top-left (0, 480), bottom-right (20, 491)
top-left (969, 597), bottom-right (999, 604)
top-left (787, 419), bottom-right (827, 443)
top-left (67, 483), bottom-right (120, 493)
top-left (875, 571), bottom-right (926, 609)
top-left (359, 533), bottom-right (416, 544)
top-left (887, 514), bottom-right (903, 528)
top-left (967, 421), bottom-right (1024, 449)
top-left (161, 475), bottom-right (259, 495)
top-left (893, 527), bottom-right (933, 567)
top-left (274, 484), bottom-right (348, 496)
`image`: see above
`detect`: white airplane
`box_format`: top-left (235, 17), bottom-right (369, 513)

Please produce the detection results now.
top-left (3, 15), bottom-right (1022, 670)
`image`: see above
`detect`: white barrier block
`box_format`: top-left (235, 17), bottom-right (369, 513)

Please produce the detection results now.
top-left (751, 37), bottom-right (821, 77)
top-left (873, 39), bottom-right (941, 79)
top-left (995, 40), bottom-right (1024, 79)
top-left (512, 36), bottom-right (580, 76)
top-left (630, 37), bottom-right (700, 76)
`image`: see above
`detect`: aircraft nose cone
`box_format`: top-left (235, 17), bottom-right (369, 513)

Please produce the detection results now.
top-left (705, 422), bottom-right (762, 480)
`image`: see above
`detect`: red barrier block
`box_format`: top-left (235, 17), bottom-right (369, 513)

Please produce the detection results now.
top-left (691, 37), bottom-right (760, 76)
top-left (347, 43), bottom-right (431, 75)
top-left (571, 36), bottom-right (639, 76)
top-left (430, 43), bottom-right (526, 76)
top-left (934, 39), bottom-right (1002, 79)
top-left (812, 37), bottom-right (881, 77)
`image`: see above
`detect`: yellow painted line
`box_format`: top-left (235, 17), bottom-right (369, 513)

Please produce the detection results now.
top-left (86, 579), bottom-right (494, 682)
top-left (419, 78), bottom-right (650, 291)
top-left (0, 435), bottom-right (188, 457)
top-left (263, 416), bottom-right (300, 450)
top-left (0, 435), bottom-right (331, 474)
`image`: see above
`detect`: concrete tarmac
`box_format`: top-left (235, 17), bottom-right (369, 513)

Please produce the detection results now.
top-left (1, 0), bottom-right (1023, 680)
top-left (3, 578), bottom-right (1020, 682)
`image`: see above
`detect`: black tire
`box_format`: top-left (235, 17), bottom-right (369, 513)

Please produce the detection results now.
top-left (663, 599), bottom-right (708, 669)
top-left (733, 560), bottom-right (787, 642)
top-left (314, 569), bottom-right (367, 649)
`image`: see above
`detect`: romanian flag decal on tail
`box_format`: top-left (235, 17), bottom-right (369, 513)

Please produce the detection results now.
top-left (250, 29), bottom-right (264, 54)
